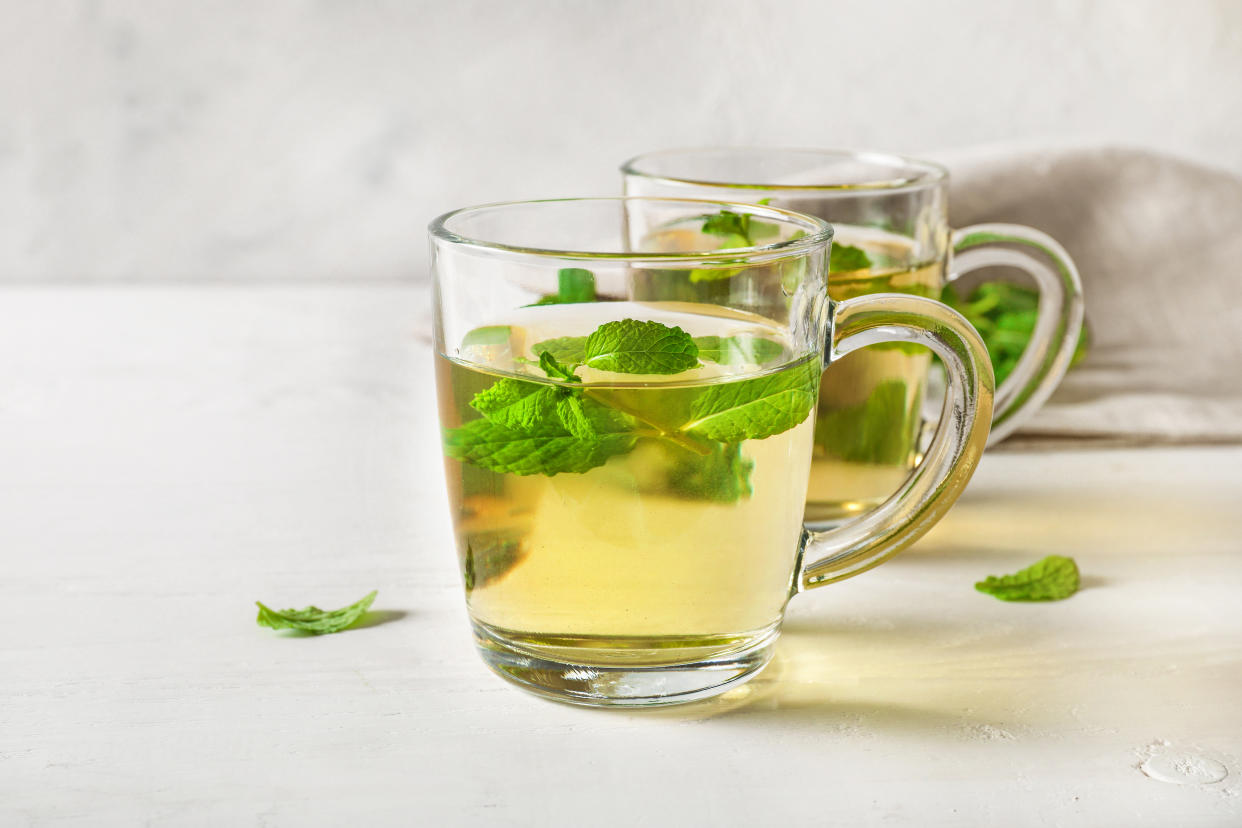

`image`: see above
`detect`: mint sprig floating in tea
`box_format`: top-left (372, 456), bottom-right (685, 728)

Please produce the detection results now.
top-left (529, 333), bottom-right (784, 368)
top-left (692, 335), bottom-right (785, 366)
top-left (941, 281), bottom-right (1090, 385)
top-left (526, 267), bottom-right (597, 306)
top-left (444, 318), bottom-right (817, 492)
top-left (581, 319), bottom-right (700, 374)
top-left (700, 209), bottom-right (780, 248)
top-left (975, 556), bottom-right (1080, 601)
top-left (256, 590), bottom-right (378, 634)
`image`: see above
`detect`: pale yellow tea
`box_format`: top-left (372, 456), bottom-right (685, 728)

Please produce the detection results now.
top-left (438, 302), bottom-right (817, 667)
top-left (807, 227), bottom-right (944, 523)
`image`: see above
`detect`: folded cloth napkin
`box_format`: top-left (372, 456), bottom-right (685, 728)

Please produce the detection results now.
top-left (938, 145), bottom-right (1242, 447)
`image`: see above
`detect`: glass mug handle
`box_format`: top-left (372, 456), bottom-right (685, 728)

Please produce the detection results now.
top-left (798, 294), bottom-right (995, 589)
top-left (949, 223), bottom-right (1085, 444)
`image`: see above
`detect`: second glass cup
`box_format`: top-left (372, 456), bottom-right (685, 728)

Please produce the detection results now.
top-left (431, 197), bottom-right (993, 706)
top-left (623, 148), bottom-right (1084, 525)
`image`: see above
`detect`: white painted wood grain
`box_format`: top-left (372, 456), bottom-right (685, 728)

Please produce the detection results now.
top-left (1, 286), bottom-right (1239, 826)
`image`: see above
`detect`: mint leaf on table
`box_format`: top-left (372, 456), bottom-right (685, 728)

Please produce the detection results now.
top-left (527, 267), bottom-right (597, 306)
top-left (975, 555), bottom-right (1080, 601)
top-left (582, 319), bottom-right (699, 374)
top-left (684, 358), bottom-right (818, 442)
top-left (256, 590), bottom-right (378, 635)
top-left (694, 335), bottom-right (784, 366)
top-left (829, 243), bottom-right (872, 273)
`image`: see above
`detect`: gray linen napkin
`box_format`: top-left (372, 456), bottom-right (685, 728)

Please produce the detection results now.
top-left (939, 145), bottom-right (1242, 447)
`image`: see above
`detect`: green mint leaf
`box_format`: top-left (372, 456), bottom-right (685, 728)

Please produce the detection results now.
top-left (462, 536), bottom-right (525, 592)
top-left (256, 590), bottom-right (378, 635)
top-left (829, 243), bottom-right (872, 273)
top-left (530, 335), bottom-right (587, 364)
top-left (975, 555), bottom-right (1080, 601)
top-left (470, 379), bottom-right (557, 431)
top-left (683, 358), bottom-right (818, 442)
top-left (444, 416), bottom-right (636, 476)
top-left (556, 268), bottom-right (596, 303)
top-left (526, 267), bottom-right (597, 306)
top-left (702, 210), bottom-right (752, 243)
top-left (815, 380), bottom-right (919, 466)
top-left (583, 319), bottom-right (699, 374)
top-left (461, 325), bottom-right (511, 347)
top-left (941, 281), bottom-right (1090, 385)
top-left (694, 335), bottom-right (784, 366)
top-left (688, 264), bottom-right (746, 283)
top-left (555, 394), bottom-right (596, 440)
top-left (539, 350), bottom-right (581, 382)
top-left (664, 441), bottom-right (754, 503)
top-left (701, 209), bottom-right (779, 248)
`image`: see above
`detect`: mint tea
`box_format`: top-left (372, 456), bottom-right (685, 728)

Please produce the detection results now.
top-left (438, 301), bottom-right (817, 666)
top-left (808, 226), bottom-right (944, 523)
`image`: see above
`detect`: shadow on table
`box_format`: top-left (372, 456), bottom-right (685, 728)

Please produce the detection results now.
top-left (641, 612), bottom-right (1083, 737)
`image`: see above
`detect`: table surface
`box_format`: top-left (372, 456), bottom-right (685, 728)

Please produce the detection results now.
top-left (3, 285), bottom-right (1240, 827)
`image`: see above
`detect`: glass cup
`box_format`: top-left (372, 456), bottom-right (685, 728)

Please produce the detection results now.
top-left (430, 197), bottom-right (994, 707)
top-left (622, 149), bottom-right (1083, 525)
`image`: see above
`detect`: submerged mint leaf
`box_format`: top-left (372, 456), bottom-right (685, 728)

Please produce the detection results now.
top-left (555, 394), bottom-right (596, 440)
top-left (461, 326), bottom-right (511, 348)
top-left (526, 267), bottom-right (597, 306)
top-left (530, 335), bottom-right (587, 364)
top-left (444, 416), bottom-right (636, 476)
top-left (470, 379), bottom-right (557, 431)
top-left (688, 264), bottom-right (746, 283)
top-left (538, 350), bottom-right (581, 382)
top-left (694, 335), bottom-right (785, 366)
top-left (975, 555), bottom-right (1080, 601)
top-left (556, 268), bottom-right (596, 303)
top-left (256, 590), bottom-right (377, 635)
top-left (664, 441), bottom-right (754, 503)
top-left (463, 536), bottom-right (525, 592)
top-left (815, 380), bottom-right (920, 466)
top-left (684, 358), bottom-right (819, 442)
top-left (829, 243), bottom-right (872, 273)
top-left (702, 210), bottom-right (752, 246)
top-left (701, 209), bottom-right (780, 249)
top-left (583, 319), bottom-right (699, 374)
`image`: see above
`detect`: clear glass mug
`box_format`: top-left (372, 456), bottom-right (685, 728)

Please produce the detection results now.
top-left (430, 197), bottom-right (994, 707)
top-left (622, 149), bottom-right (1084, 525)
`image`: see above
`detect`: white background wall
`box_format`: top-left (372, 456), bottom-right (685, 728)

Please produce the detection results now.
top-left (4, 0), bottom-right (1240, 282)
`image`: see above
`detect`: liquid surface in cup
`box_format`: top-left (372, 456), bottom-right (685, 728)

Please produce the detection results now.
top-left (807, 226), bottom-right (945, 524)
top-left (437, 302), bottom-right (816, 667)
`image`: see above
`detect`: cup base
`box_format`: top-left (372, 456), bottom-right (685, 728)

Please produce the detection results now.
top-left (472, 620), bottom-right (779, 708)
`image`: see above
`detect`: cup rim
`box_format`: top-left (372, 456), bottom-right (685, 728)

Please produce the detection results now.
top-left (428, 196), bottom-right (833, 263)
top-left (620, 147), bottom-right (949, 193)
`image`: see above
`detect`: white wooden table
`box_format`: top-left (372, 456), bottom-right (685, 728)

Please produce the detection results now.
top-left (3, 286), bottom-right (1240, 827)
